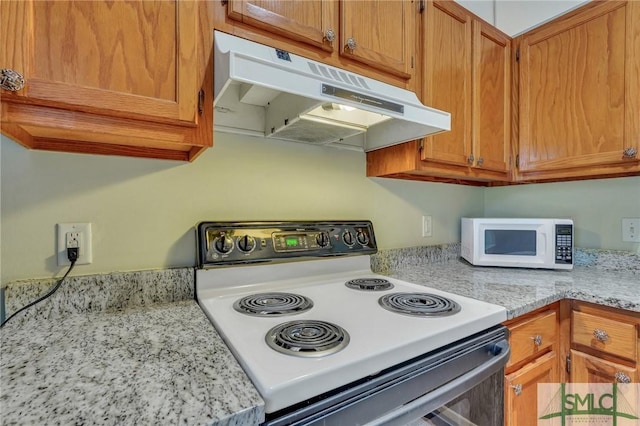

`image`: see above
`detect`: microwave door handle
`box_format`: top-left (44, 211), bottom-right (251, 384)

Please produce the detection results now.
top-left (538, 231), bottom-right (547, 257)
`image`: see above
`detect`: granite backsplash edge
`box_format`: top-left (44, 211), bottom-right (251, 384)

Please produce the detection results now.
top-left (2, 245), bottom-right (637, 325)
top-left (2, 267), bottom-right (194, 326)
top-left (371, 245), bottom-right (640, 274)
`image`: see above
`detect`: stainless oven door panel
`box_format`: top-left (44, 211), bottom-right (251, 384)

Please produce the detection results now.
top-left (263, 326), bottom-right (509, 426)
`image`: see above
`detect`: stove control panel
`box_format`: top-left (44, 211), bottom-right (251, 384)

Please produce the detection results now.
top-left (196, 221), bottom-right (376, 267)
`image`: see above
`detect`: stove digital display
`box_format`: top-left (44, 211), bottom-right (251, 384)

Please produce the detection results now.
top-left (273, 233), bottom-right (311, 252)
top-left (285, 237), bottom-right (300, 247)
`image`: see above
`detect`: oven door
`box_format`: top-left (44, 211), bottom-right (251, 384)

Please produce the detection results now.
top-left (263, 326), bottom-right (509, 426)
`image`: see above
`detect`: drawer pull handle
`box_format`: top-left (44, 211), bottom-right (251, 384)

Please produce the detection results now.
top-left (531, 335), bottom-right (543, 346)
top-left (324, 29), bottom-right (336, 43)
top-left (346, 37), bottom-right (357, 51)
top-left (615, 372), bottom-right (631, 383)
top-left (511, 384), bottom-right (523, 396)
top-left (593, 328), bottom-right (609, 342)
top-left (623, 147), bottom-right (637, 159)
top-left (0, 68), bottom-right (25, 91)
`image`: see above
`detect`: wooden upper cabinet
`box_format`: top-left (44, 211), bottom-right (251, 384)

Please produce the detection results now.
top-left (1, 0), bottom-right (212, 161)
top-left (339, 0), bottom-right (414, 79)
top-left (421, 1), bottom-right (472, 168)
top-left (226, 0), bottom-right (335, 52)
top-left (2, 0), bottom-right (198, 124)
top-left (214, 0), bottom-right (417, 88)
top-left (517, 0), bottom-right (640, 180)
top-left (472, 21), bottom-right (510, 174)
top-left (421, 0), bottom-right (510, 178)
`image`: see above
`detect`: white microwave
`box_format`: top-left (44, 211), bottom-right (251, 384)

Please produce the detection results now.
top-left (461, 218), bottom-right (574, 270)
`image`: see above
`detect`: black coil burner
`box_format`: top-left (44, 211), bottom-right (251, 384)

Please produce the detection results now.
top-left (345, 278), bottom-right (394, 291)
top-left (378, 293), bottom-right (461, 317)
top-left (265, 320), bottom-right (350, 357)
top-left (233, 292), bottom-right (313, 316)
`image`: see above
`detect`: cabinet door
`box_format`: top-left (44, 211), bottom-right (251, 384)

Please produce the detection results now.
top-left (340, 0), bottom-right (414, 79)
top-left (472, 20), bottom-right (510, 173)
top-left (571, 350), bottom-right (638, 383)
top-left (505, 351), bottom-right (558, 426)
top-left (1, 0), bottom-right (199, 125)
top-left (226, 0), bottom-right (335, 52)
top-left (421, 0), bottom-right (472, 166)
top-left (518, 0), bottom-right (640, 174)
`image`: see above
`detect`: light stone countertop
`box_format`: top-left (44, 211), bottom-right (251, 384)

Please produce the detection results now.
top-left (0, 300), bottom-right (264, 426)
top-left (380, 260), bottom-right (640, 319)
top-left (1, 250), bottom-right (638, 425)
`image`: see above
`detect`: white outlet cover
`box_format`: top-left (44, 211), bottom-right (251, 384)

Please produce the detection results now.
top-left (422, 215), bottom-right (432, 237)
top-left (57, 223), bottom-right (93, 266)
top-left (622, 218), bottom-right (640, 242)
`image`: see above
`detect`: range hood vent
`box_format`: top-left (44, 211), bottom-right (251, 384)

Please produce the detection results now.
top-left (213, 31), bottom-right (450, 151)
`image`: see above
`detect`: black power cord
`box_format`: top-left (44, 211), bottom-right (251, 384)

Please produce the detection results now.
top-left (0, 247), bottom-right (78, 329)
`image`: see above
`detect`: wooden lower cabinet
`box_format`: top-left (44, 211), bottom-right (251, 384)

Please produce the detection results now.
top-left (503, 305), bottom-right (560, 425)
top-left (504, 351), bottom-right (558, 426)
top-left (570, 350), bottom-right (638, 383)
top-left (503, 301), bottom-right (640, 422)
top-left (569, 301), bottom-right (640, 384)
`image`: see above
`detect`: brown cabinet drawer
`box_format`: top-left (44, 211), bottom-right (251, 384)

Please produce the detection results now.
top-left (571, 311), bottom-right (637, 361)
top-left (508, 310), bottom-right (557, 367)
top-left (570, 350), bottom-right (638, 383)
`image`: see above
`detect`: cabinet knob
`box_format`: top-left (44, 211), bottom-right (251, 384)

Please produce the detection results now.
top-left (593, 328), bottom-right (609, 342)
top-left (615, 372), bottom-right (631, 384)
top-left (476, 157), bottom-right (484, 166)
top-left (623, 147), bottom-right (638, 159)
top-left (511, 384), bottom-right (523, 396)
top-left (531, 335), bottom-right (543, 346)
top-left (346, 37), bottom-right (357, 51)
top-left (0, 68), bottom-right (25, 91)
top-left (467, 154), bottom-right (475, 165)
top-left (324, 29), bottom-right (336, 43)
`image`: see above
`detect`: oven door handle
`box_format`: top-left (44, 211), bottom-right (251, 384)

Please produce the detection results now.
top-left (365, 339), bottom-right (510, 426)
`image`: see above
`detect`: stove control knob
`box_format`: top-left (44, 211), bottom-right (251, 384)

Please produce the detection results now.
top-left (356, 230), bottom-right (369, 246)
top-left (342, 231), bottom-right (355, 246)
top-left (213, 235), bottom-right (234, 254)
top-left (237, 235), bottom-right (256, 253)
top-left (316, 232), bottom-right (330, 248)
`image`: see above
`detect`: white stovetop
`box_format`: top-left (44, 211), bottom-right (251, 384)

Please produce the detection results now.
top-left (196, 256), bottom-right (507, 413)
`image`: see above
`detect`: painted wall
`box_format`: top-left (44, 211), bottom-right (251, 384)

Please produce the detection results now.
top-left (484, 178), bottom-right (640, 253)
top-left (495, 0), bottom-right (589, 36)
top-left (0, 133), bottom-right (483, 283)
top-left (454, 0), bottom-right (590, 37)
top-left (2, 132), bottom-right (638, 283)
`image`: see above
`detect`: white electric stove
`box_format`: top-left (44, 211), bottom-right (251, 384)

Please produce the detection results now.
top-left (195, 221), bottom-right (509, 426)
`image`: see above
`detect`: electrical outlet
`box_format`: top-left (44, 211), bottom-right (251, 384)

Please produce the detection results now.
top-left (422, 215), bottom-right (432, 237)
top-left (622, 218), bottom-right (640, 242)
top-left (57, 223), bottom-right (92, 265)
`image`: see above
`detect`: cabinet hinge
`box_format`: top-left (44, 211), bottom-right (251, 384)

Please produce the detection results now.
top-left (516, 49), bottom-right (520, 62)
top-left (198, 89), bottom-right (205, 116)
top-left (515, 154), bottom-right (520, 169)
top-left (566, 354), bottom-right (571, 374)
top-left (418, 139), bottom-right (424, 153)
top-left (411, 56), bottom-right (414, 69)
top-left (419, 0), bottom-right (425, 13)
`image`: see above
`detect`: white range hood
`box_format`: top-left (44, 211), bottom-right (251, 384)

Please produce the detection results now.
top-left (213, 31), bottom-right (451, 151)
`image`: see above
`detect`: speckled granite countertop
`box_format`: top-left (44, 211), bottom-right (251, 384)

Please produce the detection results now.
top-left (0, 300), bottom-right (264, 426)
top-left (380, 260), bottom-right (640, 319)
top-left (1, 247), bottom-right (637, 425)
